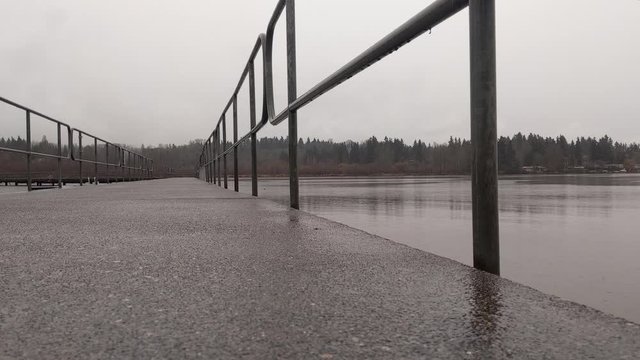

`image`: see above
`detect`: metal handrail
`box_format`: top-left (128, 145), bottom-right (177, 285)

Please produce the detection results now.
top-left (200, 36), bottom-right (268, 155)
top-left (70, 128), bottom-right (154, 183)
top-left (198, 0), bottom-right (472, 188)
top-left (0, 97), bottom-right (154, 189)
top-left (1, 96), bottom-right (73, 190)
top-left (200, 0), bottom-right (468, 161)
top-left (0, 97), bottom-right (74, 158)
top-left (0, 96), bottom-right (74, 128)
top-left (271, 0), bottom-right (469, 125)
top-left (198, 0), bottom-right (499, 275)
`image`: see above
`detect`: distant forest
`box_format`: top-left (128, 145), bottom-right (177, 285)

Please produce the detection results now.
top-left (1, 133), bottom-right (639, 177)
top-left (229, 133), bottom-right (640, 175)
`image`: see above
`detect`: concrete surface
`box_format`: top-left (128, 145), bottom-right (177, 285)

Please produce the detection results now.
top-left (1, 178), bottom-right (639, 359)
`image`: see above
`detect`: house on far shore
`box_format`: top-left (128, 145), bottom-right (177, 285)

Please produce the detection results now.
top-left (521, 166), bottom-right (547, 174)
top-left (605, 164), bottom-right (625, 172)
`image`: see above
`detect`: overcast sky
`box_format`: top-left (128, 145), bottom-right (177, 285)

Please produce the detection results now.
top-left (1, 0), bottom-right (639, 146)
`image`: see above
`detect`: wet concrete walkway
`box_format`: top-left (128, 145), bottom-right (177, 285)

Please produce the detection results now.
top-left (1, 178), bottom-right (639, 359)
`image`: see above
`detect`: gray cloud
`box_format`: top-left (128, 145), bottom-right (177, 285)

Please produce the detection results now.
top-left (1, 0), bottom-right (639, 146)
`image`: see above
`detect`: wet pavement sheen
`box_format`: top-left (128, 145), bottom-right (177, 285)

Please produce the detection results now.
top-left (1, 178), bottom-right (639, 359)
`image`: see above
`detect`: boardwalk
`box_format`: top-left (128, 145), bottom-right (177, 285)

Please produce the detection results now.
top-left (1, 178), bottom-right (639, 359)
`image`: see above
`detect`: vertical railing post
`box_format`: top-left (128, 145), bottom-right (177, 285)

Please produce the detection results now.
top-left (249, 62), bottom-right (258, 197)
top-left (209, 140), bottom-right (214, 183)
top-left (233, 95), bottom-right (239, 192)
top-left (209, 141), bottom-right (213, 183)
top-left (121, 149), bottom-right (125, 182)
top-left (26, 111), bottom-right (32, 192)
top-left (216, 124), bottom-right (222, 187)
top-left (286, 0), bottom-right (299, 209)
top-left (115, 147), bottom-right (120, 182)
top-left (116, 148), bottom-right (119, 182)
top-left (94, 138), bottom-right (98, 185)
top-left (57, 123), bottom-right (62, 188)
top-left (211, 130), bottom-right (218, 185)
top-left (205, 142), bottom-right (210, 183)
top-left (210, 139), bottom-right (213, 183)
top-left (117, 149), bottom-right (120, 179)
top-left (223, 115), bottom-right (228, 189)
top-left (106, 143), bottom-right (110, 184)
top-left (470, 0), bottom-right (499, 275)
top-left (217, 127), bottom-right (221, 186)
top-left (210, 137), bottom-right (215, 184)
top-left (213, 131), bottom-right (217, 185)
top-left (79, 132), bottom-right (83, 186)
top-left (211, 135), bottom-right (214, 184)
top-left (128, 152), bottom-right (131, 182)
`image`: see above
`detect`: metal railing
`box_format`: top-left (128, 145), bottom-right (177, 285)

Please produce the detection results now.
top-left (71, 129), bottom-right (153, 184)
top-left (197, 0), bottom-right (499, 275)
top-left (0, 96), bottom-right (154, 190)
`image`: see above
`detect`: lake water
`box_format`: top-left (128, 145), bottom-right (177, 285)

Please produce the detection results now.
top-left (0, 186), bottom-right (28, 194)
top-left (238, 174), bottom-right (640, 323)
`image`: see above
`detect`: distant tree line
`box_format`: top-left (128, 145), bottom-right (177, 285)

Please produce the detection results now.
top-left (216, 133), bottom-right (640, 176)
top-left (138, 141), bottom-right (203, 176)
top-left (497, 133), bottom-right (639, 173)
top-left (2, 133), bottom-right (639, 177)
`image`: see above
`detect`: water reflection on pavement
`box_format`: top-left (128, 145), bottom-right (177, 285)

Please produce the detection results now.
top-left (238, 174), bottom-right (640, 323)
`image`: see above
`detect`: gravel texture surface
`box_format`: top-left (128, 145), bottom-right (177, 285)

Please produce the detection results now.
top-left (1, 178), bottom-right (639, 359)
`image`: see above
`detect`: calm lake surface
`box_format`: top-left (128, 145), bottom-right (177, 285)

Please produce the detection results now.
top-left (238, 174), bottom-right (640, 323)
top-left (0, 186), bottom-right (28, 194)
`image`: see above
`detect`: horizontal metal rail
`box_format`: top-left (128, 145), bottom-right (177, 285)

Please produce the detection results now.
top-left (0, 96), bottom-right (72, 127)
top-left (197, 0), bottom-right (500, 275)
top-left (0, 97), bottom-right (73, 159)
top-left (271, 0), bottom-right (469, 125)
top-left (69, 128), bottom-right (154, 185)
top-left (70, 128), bottom-right (149, 169)
top-left (199, 0), bottom-right (471, 178)
top-left (0, 97), bottom-right (154, 189)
